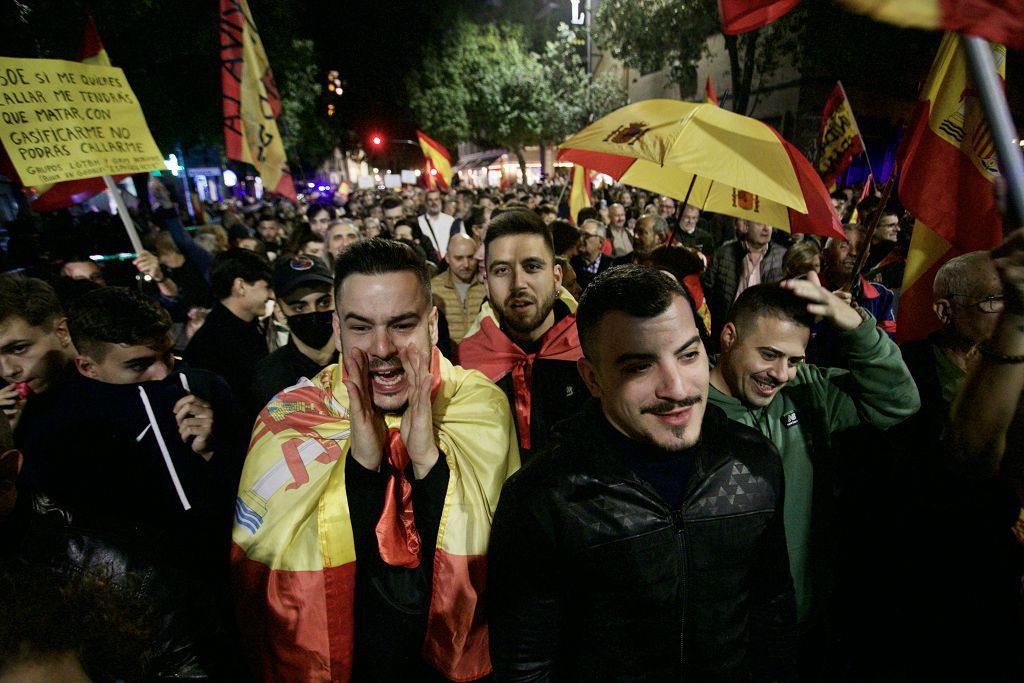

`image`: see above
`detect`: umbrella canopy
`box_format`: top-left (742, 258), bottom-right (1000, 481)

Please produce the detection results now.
top-left (557, 99), bottom-right (844, 240)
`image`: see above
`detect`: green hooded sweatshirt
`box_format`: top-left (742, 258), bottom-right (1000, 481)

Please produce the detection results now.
top-left (708, 314), bottom-right (921, 620)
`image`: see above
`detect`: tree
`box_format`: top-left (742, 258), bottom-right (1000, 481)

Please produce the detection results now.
top-left (593, 0), bottom-right (803, 116)
top-left (269, 39), bottom-right (336, 177)
top-left (537, 23), bottom-right (628, 144)
top-left (407, 22), bottom-right (554, 177)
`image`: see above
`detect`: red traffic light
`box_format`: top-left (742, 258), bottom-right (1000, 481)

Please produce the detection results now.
top-left (371, 135), bottom-right (383, 146)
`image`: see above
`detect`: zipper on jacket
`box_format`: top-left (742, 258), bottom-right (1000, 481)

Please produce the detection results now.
top-left (672, 509), bottom-right (687, 674)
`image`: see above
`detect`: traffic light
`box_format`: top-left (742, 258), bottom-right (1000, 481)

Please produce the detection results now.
top-left (371, 134), bottom-right (383, 147)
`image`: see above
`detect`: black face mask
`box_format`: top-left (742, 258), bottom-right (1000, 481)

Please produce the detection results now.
top-left (288, 311), bottom-right (334, 349)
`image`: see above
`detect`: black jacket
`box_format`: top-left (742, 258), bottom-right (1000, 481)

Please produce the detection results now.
top-left (183, 303), bottom-right (269, 407)
top-left (488, 401), bottom-right (797, 682)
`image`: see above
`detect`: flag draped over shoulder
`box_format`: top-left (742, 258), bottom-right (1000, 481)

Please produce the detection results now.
top-left (231, 350), bottom-right (519, 681)
top-left (817, 82), bottom-right (865, 191)
top-left (719, 0), bottom-right (800, 34)
top-left (569, 163), bottom-right (593, 225)
top-left (25, 17), bottom-right (128, 211)
top-left (897, 33), bottom-right (1005, 342)
top-left (417, 131), bottom-right (453, 191)
top-left (838, 0), bottom-right (1024, 50)
top-left (219, 0), bottom-right (295, 200)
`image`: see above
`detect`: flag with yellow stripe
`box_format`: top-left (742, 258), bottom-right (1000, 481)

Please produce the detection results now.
top-left (569, 163), bottom-right (593, 225)
top-left (896, 32), bottom-right (1005, 342)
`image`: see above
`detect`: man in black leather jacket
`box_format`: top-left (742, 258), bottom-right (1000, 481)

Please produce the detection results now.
top-left (488, 265), bottom-right (797, 682)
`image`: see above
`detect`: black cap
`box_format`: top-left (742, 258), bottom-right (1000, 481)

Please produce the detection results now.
top-left (273, 255), bottom-right (333, 298)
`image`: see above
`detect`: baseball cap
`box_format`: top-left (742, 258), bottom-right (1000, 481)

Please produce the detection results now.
top-left (273, 255), bottom-right (333, 298)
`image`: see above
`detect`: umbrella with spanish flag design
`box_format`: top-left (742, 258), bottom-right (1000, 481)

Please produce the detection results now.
top-left (557, 99), bottom-right (845, 241)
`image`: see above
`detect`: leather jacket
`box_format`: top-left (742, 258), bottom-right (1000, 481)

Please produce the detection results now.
top-left (488, 401), bottom-right (797, 682)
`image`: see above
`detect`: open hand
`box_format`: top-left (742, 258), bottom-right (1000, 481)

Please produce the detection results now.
top-left (398, 344), bottom-right (438, 480)
top-left (342, 347), bottom-right (387, 472)
top-left (174, 394), bottom-right (214, 460)
top-left (781, 270), bottom-right (862, 331)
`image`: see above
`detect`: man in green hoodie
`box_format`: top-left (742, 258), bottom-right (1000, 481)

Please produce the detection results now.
top-left (708, 273), bottom-right (920, 628)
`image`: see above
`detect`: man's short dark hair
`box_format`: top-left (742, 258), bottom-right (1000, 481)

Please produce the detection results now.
top-left (210, 248), bottom-right (273, 301)
top-left (727, 284), bottom-right (815, 336)
top-left (549, 220), bottom-right (579, 257)
top-left (67, 287), bottom-right (172, 361)
top-left (0, 274), bottom-right (63, 329)
top-left (577, 265), bottom-right (687, 360)
top-left (535, 203), bottom-right (557, 217)
top-left (380, 196), bottom-right (403, 212)
top-left (484, 209), bottom-right (555, 261)
top-left (576, 206), bottom-right (600, 226)
top-left (333, 238), bottom-right (431, 306)
top-left (307, 204), bottom-right (336, 221)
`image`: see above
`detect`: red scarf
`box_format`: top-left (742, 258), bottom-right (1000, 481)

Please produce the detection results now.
top-left (458, 314), bottom-right (582, 450)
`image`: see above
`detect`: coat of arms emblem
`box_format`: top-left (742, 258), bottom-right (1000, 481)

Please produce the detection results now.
top-left (603, 122), bottom-right (650, 145)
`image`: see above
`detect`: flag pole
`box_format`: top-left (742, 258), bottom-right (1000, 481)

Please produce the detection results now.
top-left (843, 164), bottom-right (897, 293)
top-left (102, 174), bottom-right (144, 254)
top-left (961, 35), bottom-right (1024, 231)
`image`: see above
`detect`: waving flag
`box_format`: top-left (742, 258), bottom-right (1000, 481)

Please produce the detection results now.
top-left (838, 0), bottom-right (1024, 50)
top-left (220, 0), bottom-right (295, 200)
top-left (897, 33), bottom-right (1005, 342)
top-left (719, 0), bottom-right (800, 34)
top-left (417, 130), bottom-right (453, 190)
top-left (568, 164), bottom-right (593, 226)
top-left (817, 82), bottom-right (865, 191)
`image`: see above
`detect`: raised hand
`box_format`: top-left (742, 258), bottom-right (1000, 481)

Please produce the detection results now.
top-left (399, 343), bottom-right (439, 480)
top-left (781, 270), bottom-right (863, 331)
top-left (173, 394), bottom-right (215, 460)
top-left (342, 347), bottom-right (387, 472)
top-left (0, 384), bottom-right (25, 431)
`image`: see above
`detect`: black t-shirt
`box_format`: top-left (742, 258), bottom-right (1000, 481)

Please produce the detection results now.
top-left (183, 303), bottom-right (268, 408)
top-left (602, 411), bottom-right (696, 510)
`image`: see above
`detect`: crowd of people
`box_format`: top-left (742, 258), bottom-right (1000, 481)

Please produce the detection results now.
top-left (0, 175), bottom-right (1021, 682)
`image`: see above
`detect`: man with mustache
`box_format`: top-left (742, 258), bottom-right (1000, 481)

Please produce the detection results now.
top-left (458, 209), bottom-right (588, 463)
top-left (232, 239), bottom-right (519, 681)
top-left (707, 279), bottom-right (919, 647)
top-left (489, 266), bottom-right (797, 680)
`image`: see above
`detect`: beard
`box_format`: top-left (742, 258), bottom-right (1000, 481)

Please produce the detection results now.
top-left (500, 286), bottom-right (558, 336)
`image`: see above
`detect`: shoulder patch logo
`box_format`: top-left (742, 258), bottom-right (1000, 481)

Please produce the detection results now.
top-left (782, 411), bottom-right (799, 428)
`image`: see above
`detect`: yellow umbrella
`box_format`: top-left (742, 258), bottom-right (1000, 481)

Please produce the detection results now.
top-left (558, 99), bottom-right (844, 239)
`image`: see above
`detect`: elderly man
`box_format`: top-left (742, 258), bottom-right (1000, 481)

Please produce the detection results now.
top-left (606, 202), bottom-right (632, 258)
top-left (232, 239), bottom-right (519, 682)
top-left (489, 266), bottom-right (797, 681)
top-left (570, 218), bottom-right (613, 292)
top-left (673, 203), bottom-right (714, 257)
top-left (324, 218), bottom-right (361, 270)
top-left (419, 189), bottom-right (456, 258)
top-left (615, 213), bottom-right (668, 265)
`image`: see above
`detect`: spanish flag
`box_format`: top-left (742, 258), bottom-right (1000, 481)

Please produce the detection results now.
top-left (838, 0), bottom-right (1024, 50)
top-left (817, 82), bottom-right (865, 191)
top-left (704, 76), bottom-right (719, 106)
top-left (896, 33), bottom-right (1005, 342)
top-left (231, 352), bottom-right (519, 681)
top-left (26, 17), bottom-right (128, 211)
top-left (219, 0), bottom-right (295, 200)
top-left (569, 163), bottom-right (593, 225)
top-left (417, 131), bottom-right (453, 191)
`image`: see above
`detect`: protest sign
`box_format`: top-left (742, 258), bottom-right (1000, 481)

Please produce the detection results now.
top-left (0, 57), bottom-right (164, 186)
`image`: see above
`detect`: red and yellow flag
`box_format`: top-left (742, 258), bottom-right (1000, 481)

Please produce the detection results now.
top-left (704, 76), bottom-right (719, 106)
top-left (817, 82), bottom-right (865, 191)
top-left (417, 130), bottom-right (453, 191)
top-left (568, 164), bottom-right (593, 225)
top-left (219, 0), bottom-right (295, 200)
top-left (838, 0), bottom-right (1024, 50)
top-left (719, 0), bottom-right (800, 34)
top-left (897, 33), bottom-right (1005, 342)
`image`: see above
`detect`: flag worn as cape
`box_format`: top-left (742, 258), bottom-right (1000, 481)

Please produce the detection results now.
top-left (838, 0), bottom-right (1024, 50)
top-left (25, 17), bottom-right (129, 211)
top-left (704, 76), bottom-right (719, 106)
top-left (458, 290), bottom-right (583, 451)
top-left (417, 131), bottom-right (453, 190)
top-left (896, 32), bottom-right (1004, 343)
top-left (817, 82), bottom-right (865, 191)
top-left (231, 350), bottom-right (519, 681)
top-left (569, 163), bottom-right (593, 225)
top-left (719, 0), bottom-right (800, 34)
top-left (219, 0), bottom-right (296, 200)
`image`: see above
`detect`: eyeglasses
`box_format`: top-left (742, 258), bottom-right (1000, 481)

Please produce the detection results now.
top-left (581, 232), bottom-right (602, 241)
top-left (950, 294), bottom-right (1004, 313)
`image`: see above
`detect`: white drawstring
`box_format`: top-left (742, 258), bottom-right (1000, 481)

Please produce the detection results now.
top-left (138, 386), bottom-right (192, 511)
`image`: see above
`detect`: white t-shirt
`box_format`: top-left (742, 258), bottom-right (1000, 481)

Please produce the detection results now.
top-left (418, 212), bottom-right (456, 256)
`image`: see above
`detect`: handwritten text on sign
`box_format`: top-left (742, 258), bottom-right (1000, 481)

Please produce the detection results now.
top-left (0, 57), bottom-right (164, 185)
